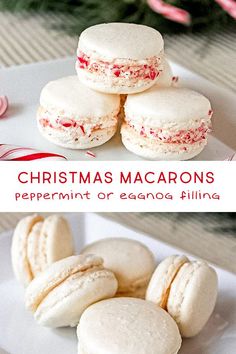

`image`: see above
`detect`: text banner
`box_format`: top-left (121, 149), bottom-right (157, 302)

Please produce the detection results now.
top-left (0, 161), bottom-right (235, 212)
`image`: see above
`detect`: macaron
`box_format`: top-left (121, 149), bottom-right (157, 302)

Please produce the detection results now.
top-left (25, 254), bottom-right (118, 327)
top-left (146, 255), bottom-right (218, 337)
top-left (11, 214), bottom-right (74, 287)
top-left (76, 23), bottom-right (164, 94)
top-left (81, 238), bottom-right (155, 298)
top-left (77, 297), bottom-right (182, 354)
top-left (121, 87), bottom-right (213, 160)
top-left (37, 76), bottom-right (120, 149)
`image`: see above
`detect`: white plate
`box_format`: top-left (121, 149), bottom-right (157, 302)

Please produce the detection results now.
top-left (0, 57), bottom-right (235, 161)
top-left (0, 213), bottom-right (236, 354)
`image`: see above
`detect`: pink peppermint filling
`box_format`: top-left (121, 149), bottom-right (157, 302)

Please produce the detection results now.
top-left (39, 117), bottom-right (105, 138)
top-left (77, 51), bottom-right (162, 82)
top-left (129, 121), bottom-right (212, 145)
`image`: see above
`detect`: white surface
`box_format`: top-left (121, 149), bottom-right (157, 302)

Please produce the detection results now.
top-left (0, 57), bottom-right (235, 161)
top-left (0, 213), bottom-right (236, 354)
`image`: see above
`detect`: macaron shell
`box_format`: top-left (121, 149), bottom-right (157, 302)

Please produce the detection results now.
top-left (40, 76), bottom-right (120, 119)
top-left (125, 87), bottom-right (211, 127)
top-left (146, 255), bottom-right (189, 308)
top-left (27, 221), bottom-right (44, 277)
top-left (25, 254), bottom-right (103, 312)
top-left (34, 268), bottom-right (118, 327)
top-left (78, 23), bottom-right (164, 60)
top-left (77, 297), bottom-right (181, 354)
top-left (81, 238), bottom-right (155, 296)
top-left (39, 215), bottom-right (74, 268)
top-left (167, 261), bottom-right (218, 337)
top-left (11, 214), bottom-right (43, 287)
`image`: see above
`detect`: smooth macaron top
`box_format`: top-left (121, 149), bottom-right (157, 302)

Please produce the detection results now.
top-left (25, 254), bottom-right (103, 312)
top-left (78, 297), bottom-right (182, 354)
top-left (40, 76), bottom-right (120, 118)
top-left (81, 238), bottom-right (155, 294)
top-left (125, 87), bottom-right (211, 127)
top-left (78, 23), bottom-right (164, 60)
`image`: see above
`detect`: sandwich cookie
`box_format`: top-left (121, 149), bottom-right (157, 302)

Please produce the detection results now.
top-left (81, 238), bottom-right (155, 298)
top-left (76, 23), bottom-right (164, 94)
top-left (121, 87), bottom-right (213, 160)
top-left (11, 214), bottom-right (74, 287)
top-left (37, 76), bottom-right (120, 149)
top-left (146, 255), bottom-right (218, 337)
top-left (25, 254), bottom-right (118, 327)
top-left (77, 297), bottom-right (182, 354)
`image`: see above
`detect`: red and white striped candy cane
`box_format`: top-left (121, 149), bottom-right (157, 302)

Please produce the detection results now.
top-left (0, 144), bottom-right (67, 161)
top-left (215, 0), bottom-right (236, 19)
top-left (147, 0), bottom-right (191, 25)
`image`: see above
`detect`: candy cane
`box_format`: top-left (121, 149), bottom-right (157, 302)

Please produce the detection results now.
top-left (147, 0), bottom-right (191, 25)
top-left (0, 96), bottom-right (8, 118)
top-left (215, 0), bottom-right (236, 19)
top-left (0, 144), bottom-right (67, 161)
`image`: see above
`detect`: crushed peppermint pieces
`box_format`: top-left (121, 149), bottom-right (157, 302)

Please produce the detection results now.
top-left (86, 151), bottom-right (96, 158)
top-left (77, 52), bottom-right (161, 82)
top-left (172, 76), bottom-right (179, 83)
top-left (79, 125), bottom-right (86, 135)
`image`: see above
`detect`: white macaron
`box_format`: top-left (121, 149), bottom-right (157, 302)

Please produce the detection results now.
top-left (81, 238), bottom-right (155, 298)
top-left (25, 254), bottom-right (118, 327)
top-left (76, 23), bottom-right (164, 94)
top-left (121, 87), bottom-right (213, 160)
top-left (77, 297), bottom-right (182, 354)
top-left (37, 76), bottom-right (120, 149)
top-left (146, 255), bottom-right (218, 337)
top-left (11, 214), bottom-right (74, 287)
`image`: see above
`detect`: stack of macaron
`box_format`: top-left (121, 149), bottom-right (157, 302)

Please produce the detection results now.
top-left (38, 22), bottom-right (213, 160)
top-left (12, 217), bottom-right (218, 354)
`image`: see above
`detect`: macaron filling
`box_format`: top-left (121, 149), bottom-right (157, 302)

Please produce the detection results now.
top-left (127, 119), bottom-right (212, 146)
top-left (76, 51), bottom-right (163, 85)
top-left (38, 106), bottom-right (119, 140)
top-left (34, 264), bottom-right (104, 309)
top-left (39, 108), bottom-right (118, 131)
